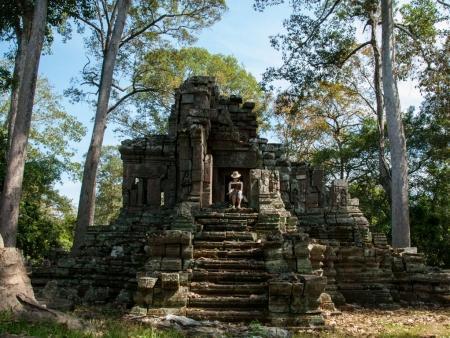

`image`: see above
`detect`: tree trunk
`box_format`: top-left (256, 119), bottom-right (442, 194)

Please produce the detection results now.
top-left (72, 0), bottom-right (131, 254)
top-left (0, 238), bottom-right (83, 326)
top-left (381, 0), bottom-right (411, 248)
top-left (369, 10), bottom-right (392, 202)
top-left (0, 0), bottom-right (48, 247)
top-left (7, 18), bottom-right (31, 154)
top-left (337, 141), bottom-right (344, 179)
top-left (0, 247), bottom-right (36, 312)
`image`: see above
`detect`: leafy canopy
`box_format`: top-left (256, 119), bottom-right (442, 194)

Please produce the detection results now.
top-left (112, 47), bottom-right (268, 137)
top-left (0, 74), bottom-right (86, 260)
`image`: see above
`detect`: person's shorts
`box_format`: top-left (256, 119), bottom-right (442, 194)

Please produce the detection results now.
top-left (230, 190), bottom-right (243, 199)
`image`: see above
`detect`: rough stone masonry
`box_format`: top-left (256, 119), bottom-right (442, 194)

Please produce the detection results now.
top-left (32, 77), bottom-right (449, 326)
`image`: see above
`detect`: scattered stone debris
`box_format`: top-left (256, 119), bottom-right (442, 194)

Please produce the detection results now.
top-left (126, 313), bottom-right (293, 338)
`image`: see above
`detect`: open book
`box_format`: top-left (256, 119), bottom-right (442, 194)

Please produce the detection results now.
top-left (230, 182), bottom-right (242, 191)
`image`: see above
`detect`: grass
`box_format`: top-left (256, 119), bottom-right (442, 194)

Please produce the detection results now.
top-left (0, 311), bottom-right (184, 338)
top-left (1, 308), bottom-right (449, 338)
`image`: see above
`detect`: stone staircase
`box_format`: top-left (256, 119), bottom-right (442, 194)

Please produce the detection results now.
top-left (186, 210), bottom-right (270, 322)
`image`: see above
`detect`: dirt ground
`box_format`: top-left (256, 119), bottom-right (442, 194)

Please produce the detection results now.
top-left (296, 307), bottom-right (450, 338)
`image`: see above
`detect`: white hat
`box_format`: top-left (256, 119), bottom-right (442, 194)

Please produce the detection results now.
top-left (230, 171), bottom-right (241, 178)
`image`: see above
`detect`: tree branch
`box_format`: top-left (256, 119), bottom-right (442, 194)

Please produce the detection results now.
top-left (304, 0), bottom-right (342, 46)
top-left (72, 14), bottom-right (103, 37)
top-left (119, 3), bottom-right (211, 47)
top-left (93, 1), bottom-right (106, 51)
top-left (107, 87), bottom-right (156, 114)
top-left (120, 14), bottom-right (170, 46)
top-left (338, 41), bottom-right (371, 67)
top-left (436, 0), bottom-right (450, 8)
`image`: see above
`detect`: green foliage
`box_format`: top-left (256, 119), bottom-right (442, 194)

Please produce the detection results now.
top-left (404, 41), bottom-right (450, 267)
top-left (113, 47), bottom-right (268, 137)
top-left (274, 80), bottom-right (370, 178)
top-left (66, 0), bottom-right (227, 134)
top-left (395, 0), bottom-right (445, 79)
top-left (94, 146), bottom-right (123, 225)
top-left (350, 180), bottom-right (391, 235)
top-left (29, 78), bottom-right (86, 176)
top-left (0, 0), bottom-right (95, 51)
top-left (16, 155), bottom-right (76, 259)
top-left (0, 75), bottom-right (85, 261)
top-left (258, 0), bottom-right (449, 266)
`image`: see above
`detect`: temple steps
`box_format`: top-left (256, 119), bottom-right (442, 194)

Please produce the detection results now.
top-left (188, 210), bottom-right (270, 322)
top-left (193, 257), bottom-right (266, 270)
top-left (191, 270), bottom-right (272, 283)
top-left (193, 248), bottom-right (264, 259)
top-left (190, 282), bottom-right (267, 295)
top-left (202, 223), bottom-right (249, 231)
top-left (195, 231), bottom-right (257, 241)
top-left (189, 294), bottom-right (267, 308)
top-left (185, 308), bottom-right (266, 322)
top-left (193, 240), bottom-right (262, 250)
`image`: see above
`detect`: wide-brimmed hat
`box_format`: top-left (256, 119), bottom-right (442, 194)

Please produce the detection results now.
top-left (230, 171), bottom-right (241, 178)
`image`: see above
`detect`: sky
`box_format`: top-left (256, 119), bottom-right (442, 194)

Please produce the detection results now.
top-left (0, 0), bottom-right (423, 207)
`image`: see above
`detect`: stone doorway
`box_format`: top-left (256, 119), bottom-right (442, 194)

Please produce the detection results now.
top-left (212, 168), bottom-right (250, 206)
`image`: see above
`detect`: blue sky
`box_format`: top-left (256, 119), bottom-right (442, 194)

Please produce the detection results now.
top-left (1, 0), bottom-right (423, 206)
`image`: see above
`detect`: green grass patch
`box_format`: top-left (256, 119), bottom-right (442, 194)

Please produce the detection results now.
top-left (0, 311), bottom-right (184, 338)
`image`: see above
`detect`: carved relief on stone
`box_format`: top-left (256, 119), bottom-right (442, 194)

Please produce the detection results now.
top-left (331, 179), bottom-right (350, 208)
top-left (181, 171), bottom-right (192, 196)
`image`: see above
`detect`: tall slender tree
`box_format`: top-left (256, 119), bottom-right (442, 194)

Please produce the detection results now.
top-left (0, 0), bottom-right (48, 247)
top-left (381, 0), bottom-right (410, 247)
top-left (72, 0), bottom-right (131, 253)
top-left (71, 0), bottom-right (226, 254)
top-left (0, 0), bottom-right (48, 313)
top-left (0, 0), bottom-right (93, 156)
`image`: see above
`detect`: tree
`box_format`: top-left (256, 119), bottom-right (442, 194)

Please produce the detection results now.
top-left (0, 0), bottom-right (48, 247)
top-left (254, 0), bottom-right (395, 200)
top-left (113, 47), bottom-right (269, 137)
top-left (0, 0), bottom-right (48, 312)
top-left (273, 81), bottom-right (368, 180)
top-left (0, 0), bottom-right (93, 155)
top-left (0, 76), bottom-right (85, 261)
top-left (254, 0), bottom-right (444, 248)
top-left (72, 0), bottom-right (131, 253)
top-left (71, 0), bottom-right (227, 254)
top-left (406, 36), bottom-right (449, 266)
top-left (381, 0), bottom-right (410, 247)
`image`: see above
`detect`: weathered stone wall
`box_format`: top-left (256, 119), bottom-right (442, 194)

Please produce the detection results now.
top-left (31, 76), bottom-right (449, 320)
top-left (134, 230), bottom-right (193, 312)
top-left (120, 136), bottom-right (177, 212)
top-left (32, 213), bottom-right (177, 308)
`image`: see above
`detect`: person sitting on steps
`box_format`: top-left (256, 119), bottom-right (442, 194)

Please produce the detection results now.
top-left (228, 171), bottom-right (243, 209)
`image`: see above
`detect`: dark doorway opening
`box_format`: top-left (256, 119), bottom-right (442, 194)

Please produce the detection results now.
top-left (213, 168), bottom-right (249, 206)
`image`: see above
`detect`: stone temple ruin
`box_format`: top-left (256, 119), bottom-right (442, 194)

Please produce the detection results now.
top-left (33, 77), bottom-right (449, 325)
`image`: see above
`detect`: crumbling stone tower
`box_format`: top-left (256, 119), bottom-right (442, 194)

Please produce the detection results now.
top-left (118, 77), bottom-right (329, 325)
top-left (32, 77), bottom-right (449, 323)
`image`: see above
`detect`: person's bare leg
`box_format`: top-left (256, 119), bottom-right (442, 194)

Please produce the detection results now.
top-left (231, 195), bottom-right (236, 208)
top-left (237, 197), bottom-right (241, 209)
